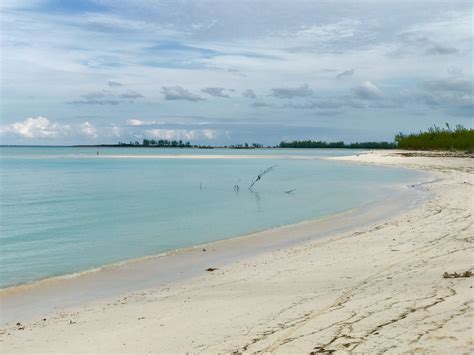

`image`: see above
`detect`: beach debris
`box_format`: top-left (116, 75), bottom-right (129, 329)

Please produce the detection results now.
top-left (137, 317), bottom-right (146, 320)
top-left (202, 248), bottom-right (206, 252)
top-left (311, 347), bottom-right (335, 354)
top-left (284, 189), bottom-right (296, 194)
top-left (69, 320), bottom-right (76, 325)
top-left (443, 271), bottom-right (472, 278)
top-left (249, 165), bottom-right (277, 190)
top-left (16, 322), bottom-right (21, 326)
top-left (206, 267), bottom-right (218, 272)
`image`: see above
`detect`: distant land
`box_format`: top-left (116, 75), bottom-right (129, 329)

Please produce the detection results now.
top-left (71, 124), bottom-right (473, 151)
top-left (73, 140), bottom-right (395, 149)
top-left (3, 125), bottom-right (472, 151)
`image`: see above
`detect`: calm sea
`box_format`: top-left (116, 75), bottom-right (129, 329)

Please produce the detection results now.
top-left (0, 147), bottom-right (420, 288)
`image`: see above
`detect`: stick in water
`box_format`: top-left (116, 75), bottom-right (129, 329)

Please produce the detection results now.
top-left (249, 165), bottom-right (277, 190)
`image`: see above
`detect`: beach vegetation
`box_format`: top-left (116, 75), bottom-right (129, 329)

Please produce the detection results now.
top-left (395, 124), bottom-right (474, 151)
top-left (279, 124), bottom-right (473, 151)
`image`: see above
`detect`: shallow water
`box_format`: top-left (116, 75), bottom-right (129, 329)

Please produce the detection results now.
top-left (0, 147), bottom-right (420, 288)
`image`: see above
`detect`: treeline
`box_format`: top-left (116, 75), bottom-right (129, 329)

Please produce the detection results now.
top-left (395, 124), bottom-right (474, 151)
top-left (279, 140), bottom-right (396, 149)
top-left (118, 139), bottom-right (191, 147)
top-left (227, 143), bottom-right (264, 149)
top-left (117, 139), bottom-right (213, 148)
top-left (115, 140), bottom-right (264, 149)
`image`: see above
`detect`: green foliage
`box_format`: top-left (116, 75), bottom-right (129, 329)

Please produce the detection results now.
top-left (394, 124), bottom-right (474, 150)
top-left (278, 140), bottom-right (396, 149)
top-left (228, 142), bottom-right (264, 149)
top-left (118, 139), bottom-right (192, 148)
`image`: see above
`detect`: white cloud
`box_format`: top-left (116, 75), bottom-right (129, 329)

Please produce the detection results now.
top-left (145, 129), bottom-right (217, 140)
top-left (127, 119), bottom-right (145, 126)
top-left (109, 126), bottom-right (122, 137)
top-left (83, 12), bottom-right (179, 37)
top-left (126, 119), bottom-right (167, 126)
top-left (0, 117), bottom-right (101, 140)
top-left (292, 19), bottom-right (361, 44)
top-left (80, 121), bottom-right (98, 138)
top-left (400, 11), bottom-right (472, 47)
top-left (199, 129), bottom-right (217, 139)
top-left (0, 116), bottom-right (71, 138)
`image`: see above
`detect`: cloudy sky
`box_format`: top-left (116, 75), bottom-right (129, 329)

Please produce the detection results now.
top-left (1, 0), bottom-right (473, 145)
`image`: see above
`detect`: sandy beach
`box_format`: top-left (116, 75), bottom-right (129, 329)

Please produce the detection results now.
top-left (1, 150), bottom-right (472, 353)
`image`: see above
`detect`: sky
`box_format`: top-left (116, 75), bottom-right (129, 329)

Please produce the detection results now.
top-left (0, 0), bottom-right (473, 145)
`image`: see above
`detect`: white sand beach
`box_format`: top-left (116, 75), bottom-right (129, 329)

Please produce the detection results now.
top-left (1, 150), bottom-right (472, 353)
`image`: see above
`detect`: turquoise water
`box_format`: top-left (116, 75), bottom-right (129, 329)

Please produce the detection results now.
top-left (0, 147), bottom-right (419, 288)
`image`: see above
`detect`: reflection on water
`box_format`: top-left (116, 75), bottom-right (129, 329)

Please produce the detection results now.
top-left (251, 191), bottom-right (262, 212)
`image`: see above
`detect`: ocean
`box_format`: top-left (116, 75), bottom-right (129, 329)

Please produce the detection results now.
top-left (0, 147), bottom-right (421, 288)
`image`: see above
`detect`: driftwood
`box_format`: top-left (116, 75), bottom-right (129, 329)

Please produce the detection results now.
top-left (442, 271), bottom-right (472, 278)
top-left (249, 165), bottom-right (277, 190)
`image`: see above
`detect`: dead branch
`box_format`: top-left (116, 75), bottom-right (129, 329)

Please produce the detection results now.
top-left (248, 165), bottom-right (277, 190)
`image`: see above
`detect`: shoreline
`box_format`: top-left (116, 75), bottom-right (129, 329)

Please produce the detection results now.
top-left (1, 150), bottom-right (472, 353)
top-left (0, 164), bottom-right (430, 324)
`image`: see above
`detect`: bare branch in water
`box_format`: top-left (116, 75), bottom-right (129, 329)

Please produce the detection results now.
top-left (249, 165), bottom-right (277, 190)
